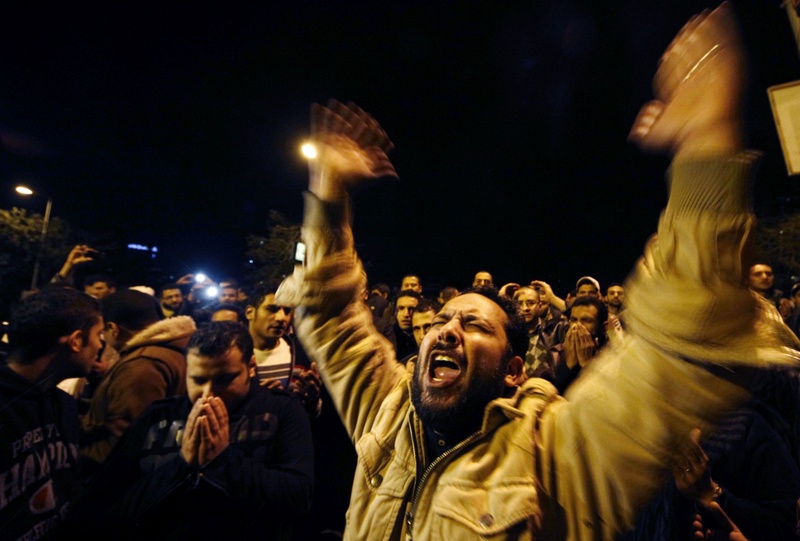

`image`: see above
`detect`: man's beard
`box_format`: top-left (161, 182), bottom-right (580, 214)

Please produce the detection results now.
top-left (411, 354), bottom-right (509, 435)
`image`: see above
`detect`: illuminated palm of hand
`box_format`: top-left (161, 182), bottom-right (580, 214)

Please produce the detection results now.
top-left (629, 3), bottom-right (743, 154)
top-left (308, 100), bottom-right (397, 196)
top-left (314, 134), bottom-right (392, 184)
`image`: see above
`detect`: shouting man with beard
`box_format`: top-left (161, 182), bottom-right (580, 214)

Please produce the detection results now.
top-left (275, 4), bottom-right (800, 540)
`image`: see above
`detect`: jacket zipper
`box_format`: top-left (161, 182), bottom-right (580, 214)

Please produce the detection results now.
top-left (405, 422), bottom-right (482, 540)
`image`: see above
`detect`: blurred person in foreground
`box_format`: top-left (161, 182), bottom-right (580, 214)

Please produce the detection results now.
top-left (0, 287), bottom-right (104, 540)
top-left (275, 4), bottom-right (800, 539)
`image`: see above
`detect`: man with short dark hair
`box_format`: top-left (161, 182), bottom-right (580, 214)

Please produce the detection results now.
top-left (211, 302), bottom-right (246, 324)
top-left (605, 283), bottom-right (625, 316)
top-left (370, 282), bottom-right (390, 299)
top-left (748, 262), bottom-right (792, 319)
top-left (513, 286), bottom-right (557, 380)
top-left (246, 285), bottom-right (320, 414)
top-left (411, 299), bottom-right (440, 347)
top-left (84, 273), bottom-right (117, 300)
top-left (276, 8), bottom-right (798, 539)
top-left (438, 286), bottom-right (459, 306)
top-left (472, 270), bottom-right (494, 288)
top-left (159, 282), bottom-right (186, 318)
top-left (217, 279), bottom-right (239, 305)
top-left (400, 274), bottom-right (423, 294)
top-left (246, 286), bottom-right (295, 389)
top-left (0, 287), bottom-right (104, 540)
top-left (553, 296), bottom-right (609, 393)
top-left (392, 289), bottom-right (421, 360)
top-left (65, 321), bottom-right (314, 540)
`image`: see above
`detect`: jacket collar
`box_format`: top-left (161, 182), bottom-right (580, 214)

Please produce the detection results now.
top-left (120, 315), bottom-right (196, 354)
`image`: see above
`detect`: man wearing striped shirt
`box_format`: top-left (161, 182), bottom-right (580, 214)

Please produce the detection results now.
top-left (246, 285), bottom-right (296, 389)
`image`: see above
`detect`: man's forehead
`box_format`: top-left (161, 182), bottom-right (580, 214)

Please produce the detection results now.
top-left (440, 293), bottom-right (507, 320)
top-left (187, 346), bottom-right (244, 368)
top-left (571, 305), bottom-right (598, 318)
top-left (515, 288), bottom-right (539, 300)
top-left (258, 293), bottom-right (277, 307)
top-left (397, 297), bottom-right (418, 307)
top-left (413, 309), bottom-right (435, 321)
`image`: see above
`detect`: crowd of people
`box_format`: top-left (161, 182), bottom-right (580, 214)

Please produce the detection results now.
top-left (2, 3), bottom-right (800, 540)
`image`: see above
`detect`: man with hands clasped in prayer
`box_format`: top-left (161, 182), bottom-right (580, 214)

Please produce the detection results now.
top-left (61, 321), bottom-right (314, 541)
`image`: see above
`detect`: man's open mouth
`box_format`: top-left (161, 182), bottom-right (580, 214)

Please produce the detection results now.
top-left (428, 353), bottom-right (462, 386)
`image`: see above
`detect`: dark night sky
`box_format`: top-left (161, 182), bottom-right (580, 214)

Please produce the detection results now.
top-left (1, 1), bottom-right (798, 295)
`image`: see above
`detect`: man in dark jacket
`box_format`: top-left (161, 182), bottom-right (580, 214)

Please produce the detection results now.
top-left (0, 287), bottom-right (104, 540)
top-left (65, 321), bottom-right (314, 541)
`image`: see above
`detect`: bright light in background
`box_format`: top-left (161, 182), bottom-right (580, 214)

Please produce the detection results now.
top-left (204, 286), bottom-right (218, 299)
top-left (195, 273), bottom-right (207, 283)
top-left (15, 186), bottom-right (33, 195)
top-left (301, 142), bottom-right (317, 159)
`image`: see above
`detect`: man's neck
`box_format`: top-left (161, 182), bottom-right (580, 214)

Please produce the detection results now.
top-left (7, 352), bottom-right (62, 390)
top-left (254, 336), bottom-right (282, 351)
top-left (424, 424), bottom-right (479, 463)
top-left (396, 323), bottom-right (412, 336)
top-left (751, 288), bottom-right (770, 299)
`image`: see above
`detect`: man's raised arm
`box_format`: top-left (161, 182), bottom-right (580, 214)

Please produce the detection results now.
top-left (537, 4), bottom-right (800, 539)
top-left (276, 101), bottom-right (406, 440)
top-left (624, 2), bottom-right (800, 364)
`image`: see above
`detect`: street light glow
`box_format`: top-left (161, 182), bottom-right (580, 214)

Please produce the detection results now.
top-left (301, 143), bottom-right (317, 159)
top-left (12, 185), bottom-right (53, 290)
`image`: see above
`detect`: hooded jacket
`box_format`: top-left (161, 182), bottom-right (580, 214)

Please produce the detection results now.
top-left (80, 316), bottom-right (196, 468)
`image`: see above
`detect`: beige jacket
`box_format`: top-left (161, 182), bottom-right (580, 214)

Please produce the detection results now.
top-left (277, 153), bottom-right (800, 540)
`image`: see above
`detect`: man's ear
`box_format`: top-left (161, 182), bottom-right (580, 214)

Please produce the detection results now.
top-left (66, 329), bottom-right (84, 353)
top-left (504, 355), bottom-right (524, 388)
top-left (245, 305), bottom-right (255, 322)
top-left (248, 354), bottom-right (257, 378)
top-left (105, 321), bottom-right (119, 340)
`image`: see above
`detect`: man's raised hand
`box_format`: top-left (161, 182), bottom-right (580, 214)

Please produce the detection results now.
top-left (308, 100), bottom-right (398, 201)
top-left (628, 2), bottom-right (744, 159)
